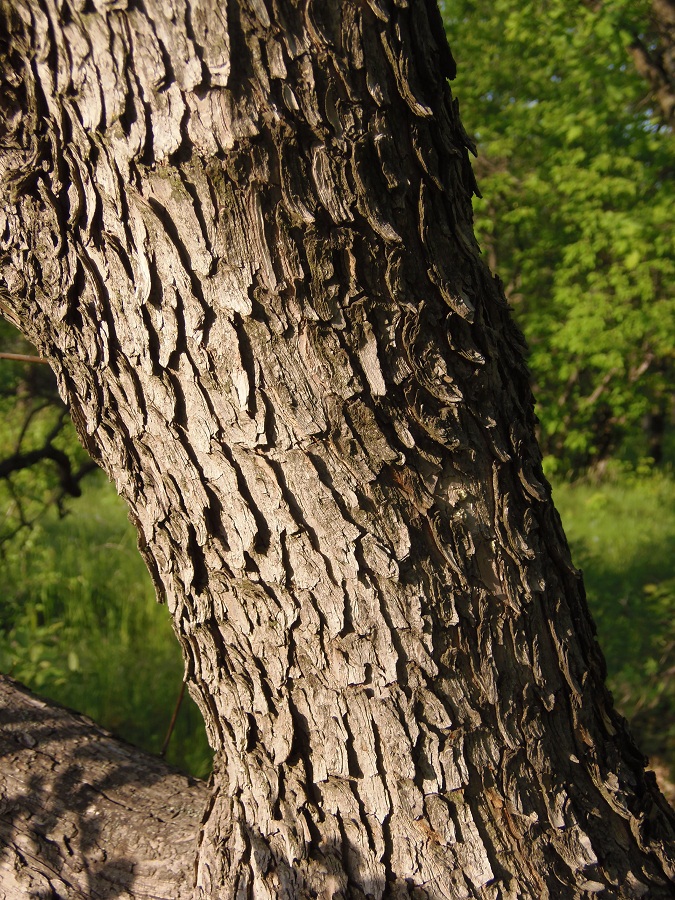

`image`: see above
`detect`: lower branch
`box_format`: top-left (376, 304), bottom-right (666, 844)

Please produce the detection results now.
top-left (0, 675), bottom-right (209, 899)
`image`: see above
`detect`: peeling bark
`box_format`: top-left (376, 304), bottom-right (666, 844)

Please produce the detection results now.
top-left (1, 1), bottom-right (674, 897)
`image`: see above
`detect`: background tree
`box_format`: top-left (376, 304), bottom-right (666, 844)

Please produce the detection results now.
top-left (625, 0), bottom-right (675, 126)
top-left (1, 1), bottom-right (675, 897)
top-left (0, 319), bottom-right (95, 542)
top-left (442, 0), bottom-right (675, 473)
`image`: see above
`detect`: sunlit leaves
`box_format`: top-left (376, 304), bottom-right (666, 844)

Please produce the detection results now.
top-left (442, 0), bottom-right (674, 471)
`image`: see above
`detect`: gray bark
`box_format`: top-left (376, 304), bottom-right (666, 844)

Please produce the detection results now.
top-left (0, 674), bottom-right (208, 899)
top-left (1, 0), bottom-right (674, 897)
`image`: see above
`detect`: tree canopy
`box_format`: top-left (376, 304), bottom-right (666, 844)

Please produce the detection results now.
top-left (442, 0), bottom-right (675, 473)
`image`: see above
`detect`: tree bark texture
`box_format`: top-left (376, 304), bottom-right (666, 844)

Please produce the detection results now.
top-left (0, 674), bottom-right (208, 899)
top-left (1, 1), bottom-right (674, 897)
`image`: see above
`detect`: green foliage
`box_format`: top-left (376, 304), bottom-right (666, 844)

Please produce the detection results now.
top-left (0, 321), bottom-right (94, 540)
top-left (438, 2), bottom-right (675, 775)
top-left (0, 474), bottom-right (213, 778)
top-left (554, 467), bottom-right (675, 776)
top-left (442, 0), bottom-right (675, 472)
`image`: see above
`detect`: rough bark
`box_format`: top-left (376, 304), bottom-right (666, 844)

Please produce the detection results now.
top-left (1, 1), bottom-right (674, 898)
top-left (0, 674), bottom-right (208, 899)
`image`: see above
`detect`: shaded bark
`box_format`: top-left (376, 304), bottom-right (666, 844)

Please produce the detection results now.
top-left (1, 1), bottom-right (674, 898)
top-left (0, 675), bottom-right (208, 899)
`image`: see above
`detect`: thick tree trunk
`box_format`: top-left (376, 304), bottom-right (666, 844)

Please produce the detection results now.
top-left (1, 0), bottom-right (674, 897)
top-left (0, 675), bottom-right (208, 899)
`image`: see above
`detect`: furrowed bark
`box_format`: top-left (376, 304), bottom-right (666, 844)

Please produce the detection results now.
top-left (1, 1), bottom-right (674, 898)
top-left (0, 675), bottom-right (208, 899)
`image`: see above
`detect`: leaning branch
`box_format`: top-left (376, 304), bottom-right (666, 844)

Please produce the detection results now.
top-left (0, 675), bottom-right (210, 899)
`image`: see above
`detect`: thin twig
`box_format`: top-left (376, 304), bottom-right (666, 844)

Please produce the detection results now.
top-left (0, 352), bottom-right (49, 365)
top-left (160, 680), bottom-right (186, 758)
top-left (14, 401), bottom-right (52, 454)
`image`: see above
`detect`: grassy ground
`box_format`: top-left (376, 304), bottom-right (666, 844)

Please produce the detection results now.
top-left (0, 473), bottom-right (213, 778)
top-left (553, 466), bottom-right (675, 791)
top-left (1, 467), bottom-right (673, 791)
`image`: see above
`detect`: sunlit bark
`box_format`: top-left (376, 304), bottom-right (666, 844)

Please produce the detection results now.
top-left (1, 1), bottom-right (674, 896)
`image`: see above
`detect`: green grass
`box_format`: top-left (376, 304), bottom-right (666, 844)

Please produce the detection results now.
top-left (0, 472), bottom-right (213, 779)
top-left (553, 466), bottom-right (675, 777)
top-left (2, 465), bottom-right (673, 786)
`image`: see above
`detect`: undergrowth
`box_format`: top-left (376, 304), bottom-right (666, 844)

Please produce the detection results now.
top-left (553, 464), bottom-right (675, 782)
top-left (0, 472), bottom-right (213, 779)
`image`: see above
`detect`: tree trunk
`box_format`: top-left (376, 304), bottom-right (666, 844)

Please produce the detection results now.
top-left (1, 1), bottom-right (674, 897)
top-left (0, 674), bottom-right (208, 899)
top-left (628, 0), bottom-right (675, 128)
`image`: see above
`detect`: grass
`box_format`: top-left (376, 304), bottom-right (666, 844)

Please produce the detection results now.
top-left (0, 472), bottom-right (213, 779)
top-left (1, 464), bottom-right (673, 789)
top-left (553, 465), bottom-right (675, 781)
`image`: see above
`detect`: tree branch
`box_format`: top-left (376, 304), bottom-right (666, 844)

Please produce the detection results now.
top-left (0, 445), bottom-right (86, 496)
top-left (0, 675), bottom-right (210, 899)
top-left (0, 351), bottom-right (49, 364)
